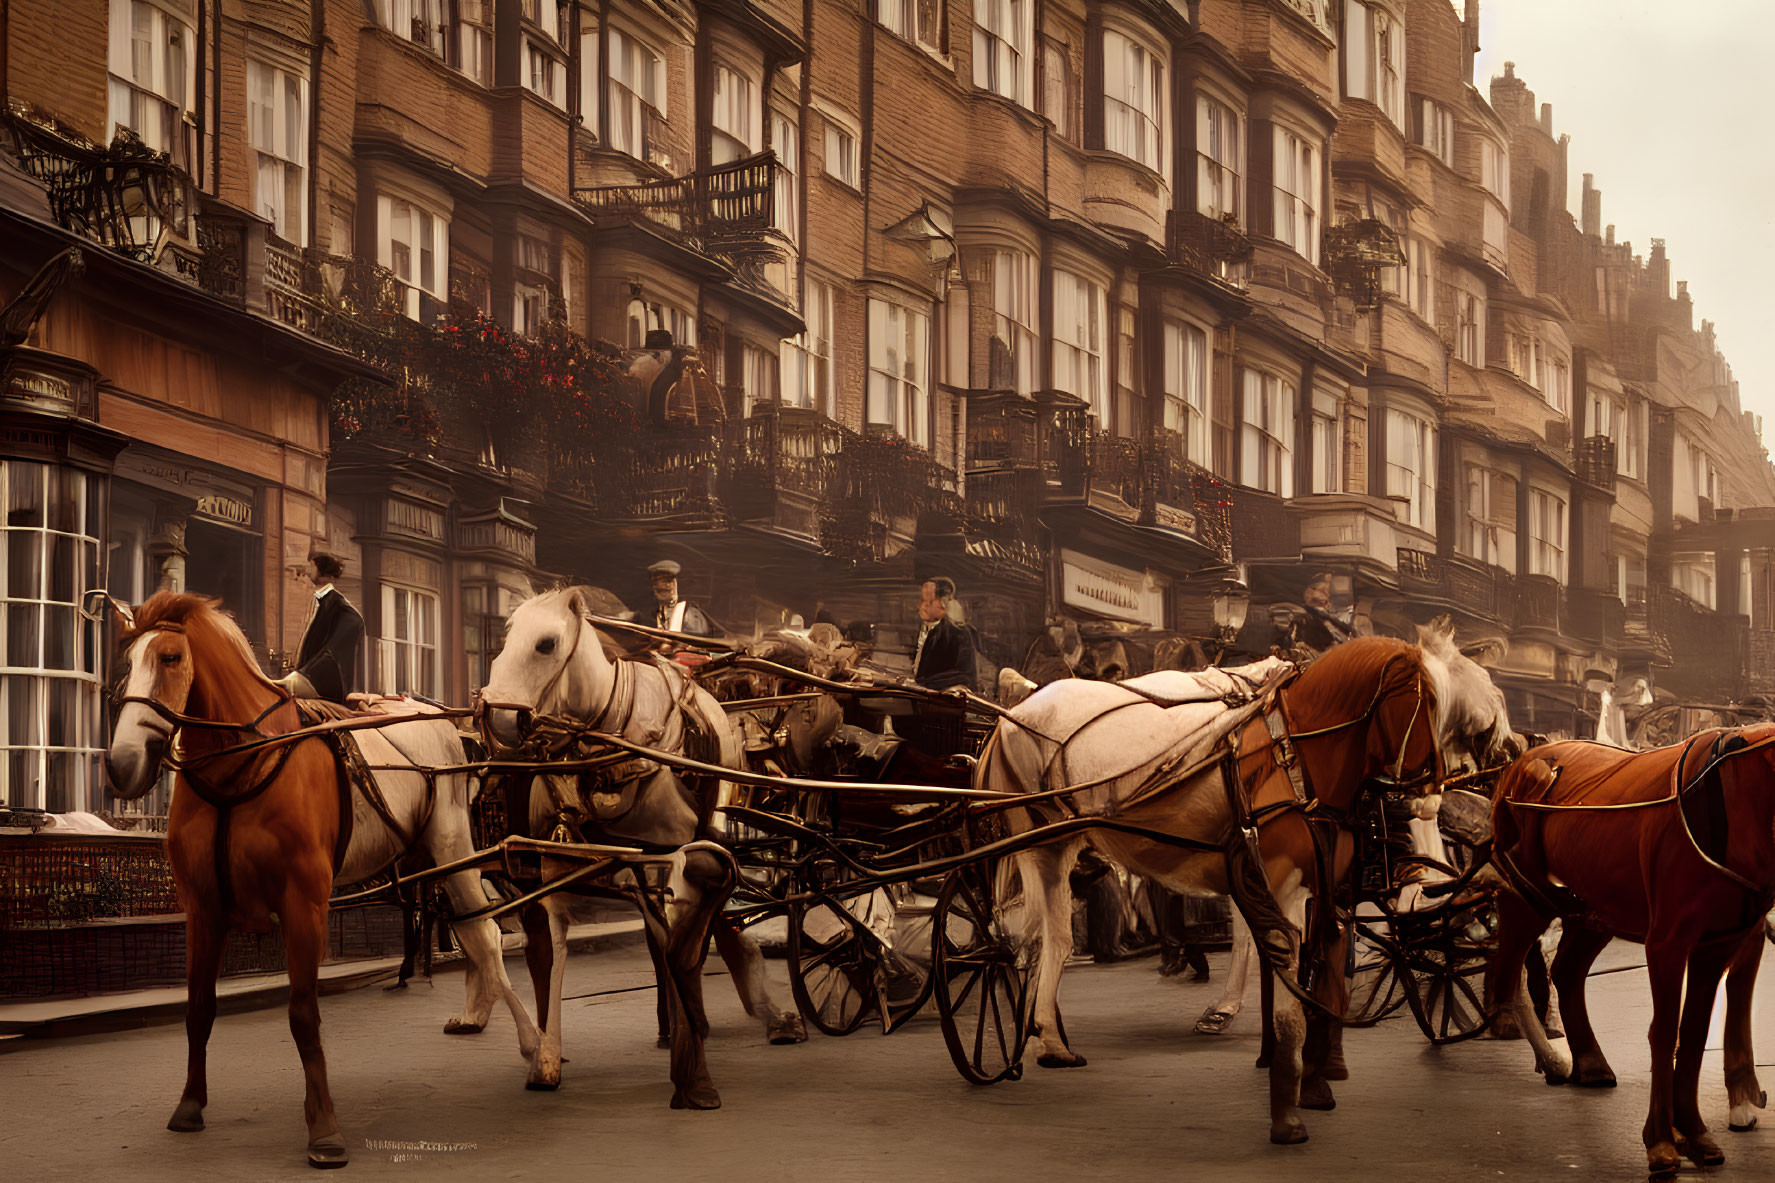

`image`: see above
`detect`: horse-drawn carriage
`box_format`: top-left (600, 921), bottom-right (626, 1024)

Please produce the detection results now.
top-left (105, 583), bottom-right (1769, 1178)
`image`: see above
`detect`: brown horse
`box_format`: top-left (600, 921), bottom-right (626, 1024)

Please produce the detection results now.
top-left (982, 635), bottom-right (1513, 1145)
top-left (1488, 728), bottom-right (1775, 1180)
top-left (105, 593), bottom-right (537, 1168)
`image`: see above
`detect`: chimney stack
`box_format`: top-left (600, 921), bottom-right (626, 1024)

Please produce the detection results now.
top-left (1463, 0), bottom-right (1480, 85)
top-left (1581, 174), bottom-right (1602, 238)
top-left (1649, 239), bottom-right (1670, 298)
top-left (1540, 103), bottom-right (1553, 135)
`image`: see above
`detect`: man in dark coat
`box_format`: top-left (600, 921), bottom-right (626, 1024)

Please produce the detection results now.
top-left (912, 577), bottom-right (975, 692)
top-left (281, 553), bottom-right (363, 703)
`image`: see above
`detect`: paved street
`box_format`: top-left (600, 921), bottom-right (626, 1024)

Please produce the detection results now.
top-left (4, 938), bottom-right (1772, 1183)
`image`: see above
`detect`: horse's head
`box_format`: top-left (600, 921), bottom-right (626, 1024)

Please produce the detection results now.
top-left (105, 592), bottom-right (251, 799)
top-left (1414, 616), bottom-right (1516, 774)
top-left (480, 586), bottom-right (607, 751)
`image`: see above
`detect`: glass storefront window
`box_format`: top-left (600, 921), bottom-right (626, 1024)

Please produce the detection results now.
top-left (1, 460), bottom-right (107, 812)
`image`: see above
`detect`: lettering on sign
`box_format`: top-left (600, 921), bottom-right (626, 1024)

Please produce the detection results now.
top-left (1059, 549), bottom-right (1168, 627)
top-left (6, 371), bottom-right (74, 407)
top-left (194, 494), bottom-right (253, 527)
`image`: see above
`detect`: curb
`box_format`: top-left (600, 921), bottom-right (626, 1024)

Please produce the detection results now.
top-left (0, 917), bottom-right (647, 1046)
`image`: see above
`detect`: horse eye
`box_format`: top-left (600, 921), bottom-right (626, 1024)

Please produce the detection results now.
top-left (535, 636), bottom-right (557, 656)
top-left (159, 651), bottom-right (180, 665)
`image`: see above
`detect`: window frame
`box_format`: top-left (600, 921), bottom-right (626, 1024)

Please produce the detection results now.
top-left (879, 0), bottom-right (946, 55)
top-left (1050, 269), bottom-right (1107, 424)
top-left (607, 28), bottom-right (667, 162)
top-left (1343, 2), bottom-right (1404, 131)
top-left (989, 250), bottom-right (1039, 396)
top-left (523, 35), bottom-right (566, 109)
top-left (867, 297), bottom-right (933, 447)
top-left (973, 0), bottom-right (1034, 107)
top-left (781, 279), bottom-right (835, 414)
top-left (822, 111), bottom-right (860, 189)
top-left (712, 63), bottom-right (759, 164)
top-left (1412, 95), bottom-right (1455, 167)
top-left (1163, 320), bottom-right (1211, 468)
top-left (1462, 464), bottom-right (1519, 573)
top-left (1311, 388), bottom-right (1342, 495)
top-left (246, 58), bottom-right (309, 246)
top-left (377, 193), bottom-right (450, 321)
top-left (1383, 406), bottom-right (1436, 531)
top-left (378, 582), bottom-right (441, 699)
top-left (1196, 92), bottom-right (1244, 223)
top-left (1239, 367), bottom-right (1296, 498)
top-left (1528, 487), bottom-right (1567, 581)
top-left (1101, 27), bottom-right (1166, 174)
top-left (107, 0), bottom-right (197, 170)
top-left (1272, 126), bottom-right (1321, 265)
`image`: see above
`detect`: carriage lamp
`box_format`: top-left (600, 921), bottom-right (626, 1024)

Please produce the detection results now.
top-left (1211, 580), bottom-right (1250, 641)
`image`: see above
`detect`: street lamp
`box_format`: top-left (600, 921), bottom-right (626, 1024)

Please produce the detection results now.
top-left (1213, 580), bottom-right (1251, 642)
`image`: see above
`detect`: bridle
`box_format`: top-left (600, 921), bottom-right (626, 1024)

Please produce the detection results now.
top-left (475, 602), bottom-right (593, 755)
top-left (1281, 651), bottom-right (1441, 793)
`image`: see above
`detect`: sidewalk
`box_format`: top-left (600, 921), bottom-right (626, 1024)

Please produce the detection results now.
top-left (0, 916), bottom-right (645, 1046)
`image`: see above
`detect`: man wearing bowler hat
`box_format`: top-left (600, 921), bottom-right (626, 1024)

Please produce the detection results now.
top-left (648, 559), bottom-right (713, 636)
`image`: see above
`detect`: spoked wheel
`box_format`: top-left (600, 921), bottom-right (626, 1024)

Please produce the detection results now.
top-left (933, 862), bottom-right (1033, 1085)
top-left (1401, 910), bottom-right (1492, 1044)
top-left (788, 894), bottom-right (876, 1037)
top-left (1344, 918), bottom-right (1410, 1028)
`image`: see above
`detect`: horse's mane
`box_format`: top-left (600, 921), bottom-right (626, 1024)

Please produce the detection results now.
top-left (129, 591), bottom-right (281, 698)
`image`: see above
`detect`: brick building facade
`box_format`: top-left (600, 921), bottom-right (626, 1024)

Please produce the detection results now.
top-left (4, 0), bottom-right (1773, 814)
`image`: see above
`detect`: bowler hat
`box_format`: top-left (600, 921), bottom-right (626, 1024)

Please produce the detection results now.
top-left (644, 329), bottom-right (675, 350)
top-left (647, 559), bottom-right (682, 578)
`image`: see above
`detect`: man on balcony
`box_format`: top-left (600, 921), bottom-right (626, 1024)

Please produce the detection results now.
top-left (649, 559), bottom-right (713, 637)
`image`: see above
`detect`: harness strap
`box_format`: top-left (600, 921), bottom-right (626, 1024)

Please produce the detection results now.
top-left (1264, 705), bottom-right (1310, 806)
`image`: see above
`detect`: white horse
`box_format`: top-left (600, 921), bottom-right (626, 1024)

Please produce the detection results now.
top-left (479, 586), bottom-right (804, 1097)
top-left (981, 631), bottom-right (1514, 1145)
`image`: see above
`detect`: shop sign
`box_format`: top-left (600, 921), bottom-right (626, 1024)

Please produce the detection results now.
top-left (1060, 549), bottom-right (1168, 627)
top-left (5, 368), bottom-right (74, 410)
top-left (194, 494), bottom-right (254, 528)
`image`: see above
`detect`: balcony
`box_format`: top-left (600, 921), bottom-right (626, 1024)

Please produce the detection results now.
top-left (1565, 587), bottom-right (1626, 646)
top-left (608, 426), bottom-right (725, 525)
top-left (966, 395), bottom-right (1041, 469)
top-left (1395, 550), bottom-right (1515, 623)
top-left (1575, 436), bottom-right (1617, 494)
top-left (823, 431), bottom-right (952, 563)
top-left (1653, 587), bottom-right (1749, 701)
top-left (965, 466), bottom-right (1043, 574)
top-left (724, 404), bottom-right (843, 542)
top-left (574, 153), bottom-right (783, 288)
top-left (1168, 209), bottom-right (1252, 290)
top-left (1514, 575), bottom-right (1564, 632)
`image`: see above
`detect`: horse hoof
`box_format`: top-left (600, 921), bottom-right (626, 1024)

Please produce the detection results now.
top-left (442, 1019), bottom-right (483, 1036)
top-left (166, 1100), bottom-right (205, 1132)
top-left (1037, 1052), bottom-right (1087, 1069)
top-left (307, 1135), bottom-right (349, 1169)
top-left (1646, 1143), bottom-right (1680, 1182)
top-left (1729, 1117), bottom-right (1758, 1133)
top-left (1322, 1063), bottom-right (1349, 1083)
top-left (1269, 1120), bottom-right (1309, 1146)
top-left (1300, 1080), bottom-right (1336, 1111)
top-left (767, 1013), bottom-right (808, 1045)
top-left (1255, 1052), bottom-right (1273, 1070)
top-left (656, 1035), bottom-right (672, 1050)
top-left (1573, 1071), bottom-right (1617, 1089)
top-left (670, 1086), bottom-right (722, 1110)
top-left (1676, 1134), bottom-right (1725, 1167)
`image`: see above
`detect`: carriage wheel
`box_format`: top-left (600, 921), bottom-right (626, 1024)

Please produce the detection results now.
top-left (878, 883), bottom-right (938, 1035)
top-left (1401, 923), bottom-right (1491, 1044)
top-left (933, 862), bottom-right (1033, 1085)
top-left (1343, 918), bottom-right (1410, 1028)
top-left (788, 895), bottom-right (877, 1037)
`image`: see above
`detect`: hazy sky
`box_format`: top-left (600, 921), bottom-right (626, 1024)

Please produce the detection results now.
top-left (1471, 0), bottom-right (1775, 436)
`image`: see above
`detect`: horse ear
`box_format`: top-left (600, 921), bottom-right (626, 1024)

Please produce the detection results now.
top-left (566, 588), bottom-right (591, 622)
top-left (110, 596), bottom-right (137, 634)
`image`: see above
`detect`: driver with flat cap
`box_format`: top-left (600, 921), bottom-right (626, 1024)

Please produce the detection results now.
top-left (648, 559), bottom-right (713, 637)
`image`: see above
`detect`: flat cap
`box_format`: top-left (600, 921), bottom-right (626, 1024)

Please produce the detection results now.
top-left (647, 559), bottom-right (682, 577)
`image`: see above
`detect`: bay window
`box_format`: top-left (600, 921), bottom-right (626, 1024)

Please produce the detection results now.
top-left (1586, 388), bottom-right (1616, 442)
top-left (1528, 488), bottom-right (1566, 581)
top-left (1343, 2), bottom-right (1404, 130)
top-left (379, 584), bottom-right (440, 698)
top-left (782, 281), bottom-right (835, 413)
top-left (868, 299), bottom-right (931, 446)
top-left (1196, 95), bottom-right (1243, 222)
top-left (989, 251), bottom-right (1038, 394)
top-left (377, 195), bottom-right (449, 321)
top-left (247, 60), bottom-right (308, 245)
top-left (454, 0), bottom-right (492, 84)
top-left (1051, 270), bottom-right (1106, 423)
top-left (1102, 30), bottom-right (1165, 172)
top-left (1619, 553), bottom-right (1647, 607)
top-left (1463, 466), bottom-right (1518, 572)
top-left (1163, 321), bottom-right (1210, 467)
top-left (713, 65), bottom-right (759, 164)
top-left (107, 0), bottom-right (196, 169)
top-left (1672, 554), bottom-right (1715, 609)
top-left (974, 0), bottom-right (1033, 107)
top-left (1240, 369), bottom-right (1295, 497)
top-left (1545, 357), bottom-right (1570, 415)
top-left (1273, 128), bottom-right (1321, 264)
top-left (1481, 139), bottom-right (1510, 206)
top-left (1384, 407), bottom-right (1436, 530)
top-left (608, 30), bottom-right (666, 162)
top-left (824, 116), bottom-right (859, 187)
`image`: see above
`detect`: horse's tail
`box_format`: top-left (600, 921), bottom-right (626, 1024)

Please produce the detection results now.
top-left (975, 714), bottom-right (1046, 835)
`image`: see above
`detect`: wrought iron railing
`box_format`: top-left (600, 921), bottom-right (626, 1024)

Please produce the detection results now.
top-left (1, 111), bottom-right (192, 263)
top-left (1575, 435), bottom-right (1617, 493)
top-left (575, 152), bottom-right (776, 257)
top-left (1169, 209), bottom-right (1253, 290)
top-left (1514, 575), bottom-right (1563, 631)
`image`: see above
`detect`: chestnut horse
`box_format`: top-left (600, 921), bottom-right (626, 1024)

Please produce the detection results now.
top-left (105, 593), bottom-right (538, 1168)
top-left (1488, 727), bottom-right (1775, 1180)
top-left (982, 635), bottom-right (1513, 1145)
